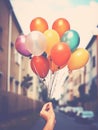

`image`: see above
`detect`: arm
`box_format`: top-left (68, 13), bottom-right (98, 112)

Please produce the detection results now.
top-left (40, 102), bottom-right (56, 130)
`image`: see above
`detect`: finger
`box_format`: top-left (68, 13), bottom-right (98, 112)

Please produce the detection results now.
top-left (42, 102), bottom-right (52, 111)
top-left (40, 103), bottom-right (49, 115)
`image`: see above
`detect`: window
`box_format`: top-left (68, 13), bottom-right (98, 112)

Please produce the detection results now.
top-left (14, 80), bottom-right (19, 94)
top-left (11, 42), bottom-right (14, 48)
top-left (89, 50), bottom-right (92, 56)
top-left (14, 49), bottom-right (21, 65)
top-left (0, 71), bottom-right (3, 89)
top-left (92, 56), bottom-right (96, 68)
top-left (10, 76), bottom-right (14, 92)
top-left (0, 27), bottom-right (3, 51)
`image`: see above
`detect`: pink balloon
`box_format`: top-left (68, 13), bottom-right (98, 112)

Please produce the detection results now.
top-left (15, 35), bottom-right (31, 57)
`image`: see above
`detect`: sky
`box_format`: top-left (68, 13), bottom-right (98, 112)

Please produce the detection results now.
top-left (10, 0), bottom-right (98, 99)
top-left (10, 0), bottom-right (98, 48)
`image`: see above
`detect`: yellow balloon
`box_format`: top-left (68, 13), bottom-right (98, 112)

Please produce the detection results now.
top-left (44, 29), bottom-right (60, 55)
top-left (67, 48), bottom-right (89, 71)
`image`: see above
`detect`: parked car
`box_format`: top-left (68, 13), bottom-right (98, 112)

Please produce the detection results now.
top-left (75, 110), bottom-right (95, 124)
top-left (59, 106), bottom-right (83, 117)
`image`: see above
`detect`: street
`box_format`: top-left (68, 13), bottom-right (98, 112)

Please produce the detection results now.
top-left (0, 111), bottom-right (39, 130)
top-left (0, 108), bottom-right (98, 130)
top-left (31, 110), bottom-right (98, 130)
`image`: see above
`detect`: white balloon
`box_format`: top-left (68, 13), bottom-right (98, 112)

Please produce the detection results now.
top-left (26, 31), bottom-right (47, 56)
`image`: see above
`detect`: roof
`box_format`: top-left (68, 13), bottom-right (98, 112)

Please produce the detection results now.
top-left (4, 0), bottom-right (23, 34)
top-left (86, 35), bottom-right (97, 49)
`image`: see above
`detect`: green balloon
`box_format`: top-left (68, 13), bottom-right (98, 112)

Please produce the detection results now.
top-left (61, 29), bottom-right (80, 51)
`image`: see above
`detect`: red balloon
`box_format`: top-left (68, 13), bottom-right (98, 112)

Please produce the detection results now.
top-left (30, 17), bottom-right (48, 33)
top-left (30, 56), bottom-right (49, 78)
top-left (50, 42), bottom-right (71, 67)
top-left (52, 18), bottom-right (70, 38)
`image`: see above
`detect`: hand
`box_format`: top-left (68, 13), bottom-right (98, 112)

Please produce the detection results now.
top-left (40, 102), bottom-right (56, 130)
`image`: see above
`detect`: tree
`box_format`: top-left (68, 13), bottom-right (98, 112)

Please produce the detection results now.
top-left (41, 88), bottom-right (48, 102)
top-left (89, 78), bottom-right (98, 101)
top-left (21, 74), bottom-right (33, 89)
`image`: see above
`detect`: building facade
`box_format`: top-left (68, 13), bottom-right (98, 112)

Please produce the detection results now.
top-left (0, 0), bottom-right (39, 99)
top-left (0, 0), bottom-right (43, 118)
top-left (0, 0), bottom-right (24, 94)
top-left (60, 35), bottom-right (98, 111)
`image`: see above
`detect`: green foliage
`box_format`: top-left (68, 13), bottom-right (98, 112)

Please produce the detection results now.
top-left (21, 74), bottom-right (33, 89)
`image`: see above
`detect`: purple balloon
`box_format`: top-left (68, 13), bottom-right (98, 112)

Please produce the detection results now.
top-left (15, 35), bottom-right (32, 57)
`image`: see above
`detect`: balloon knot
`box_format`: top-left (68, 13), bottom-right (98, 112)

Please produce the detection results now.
top-left (43, 79), bottom-right (46, 81)
top-left (29, 54), bottom-right (32, 59)
top-left (68, 69), bottom-right (72, 74)
top-left (58, 66), bottom-right (60, 69)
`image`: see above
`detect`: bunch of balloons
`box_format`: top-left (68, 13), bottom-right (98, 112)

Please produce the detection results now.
top-left (15, 17), bottom-right (89, 79)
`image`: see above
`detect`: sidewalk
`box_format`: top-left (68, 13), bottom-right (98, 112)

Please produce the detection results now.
top-left (0, 112), bottom-right (39, 130)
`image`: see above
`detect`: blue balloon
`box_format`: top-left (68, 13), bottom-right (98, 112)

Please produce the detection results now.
top-left (61, 29), bottom-right (80, 51)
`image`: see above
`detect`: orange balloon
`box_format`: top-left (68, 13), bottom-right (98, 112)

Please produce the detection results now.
top-left (52, 18), bottom-right (70, 38)
top-left (48, 56), bottom-right (66, 73)
top-left (50, 42), bottom-right (71, 67)
top-left (48, 56), bottom-right (59, 73)
top-left (30, 17), bottom-right (48, 33)
top-left (67, 48), bottom-right (89, 71)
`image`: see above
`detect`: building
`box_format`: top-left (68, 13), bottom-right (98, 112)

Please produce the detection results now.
top-left (71, 35), bottom-right (98, 98)
top-left (59, 35), bottom-right (98, 110)
top-left (0, 0), bottom-right (24, 93)
top-left (0, 0), bottom-right (40, 99)
top-left (0, 0), bottom-right (42, 118)
top-left (85, 35), bottom-right (98, 91)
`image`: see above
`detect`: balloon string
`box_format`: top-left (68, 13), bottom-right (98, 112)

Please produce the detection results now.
top-left (48, 71), bottom-right (54, 98)
top-left (32, 61), bottom-right (40, 78)
top-left (49, 71), bottom-right (59, 98)
top-left (48, 72), bottom-right (56, 98)
top-left (44, 70), bottom-right (51, 91)
top-left (51, 70), bottom-right (63, 98)
top-left (50, 72), bottom-right (58, 98)
top-left (68, 69), bottom-right (72, 74)
top-left (32, 62), bottom-right (72, 99)
top-left (47, 71), bottom-right (52, 97)
top-left (32, 61), bottom-right (45, 88)
top-left (50, 67), bottom-right (71, 98)
top-left (32, 60), bottom-right (53, 97)
top-left (33, 62), bottom-right (45, 85)
top-left (47, 67), bottom-right (72, 99)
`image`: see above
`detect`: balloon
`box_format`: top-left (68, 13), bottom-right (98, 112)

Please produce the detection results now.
top-left (30, 55), bottom-right (49, 78)
top-left (48, 56), bottom-right (59, 73)
top-left (67, 48), bottom-right (89, 71)
top-left (44, 29), bottom-right (60, 55)
top-left (52, 18), bottom-right (70, 38)
top-left (15, 35), bottom-right (31, 57)
top-left (61, 29), bottom-right (80, 51)
top-left (48, 56), bottom-right (66, 73)
top-left (41, 52), bottom-right (47, 58)
top-left (50, 42), bottom-right (71, 67)
top-left (26, 31), bottom-right (47, 56)
top-left (30, 17), bottom-right (48, 33)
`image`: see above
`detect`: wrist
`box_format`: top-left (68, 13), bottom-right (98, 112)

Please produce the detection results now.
top-left (43, 119), bottom-right (56, 130)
